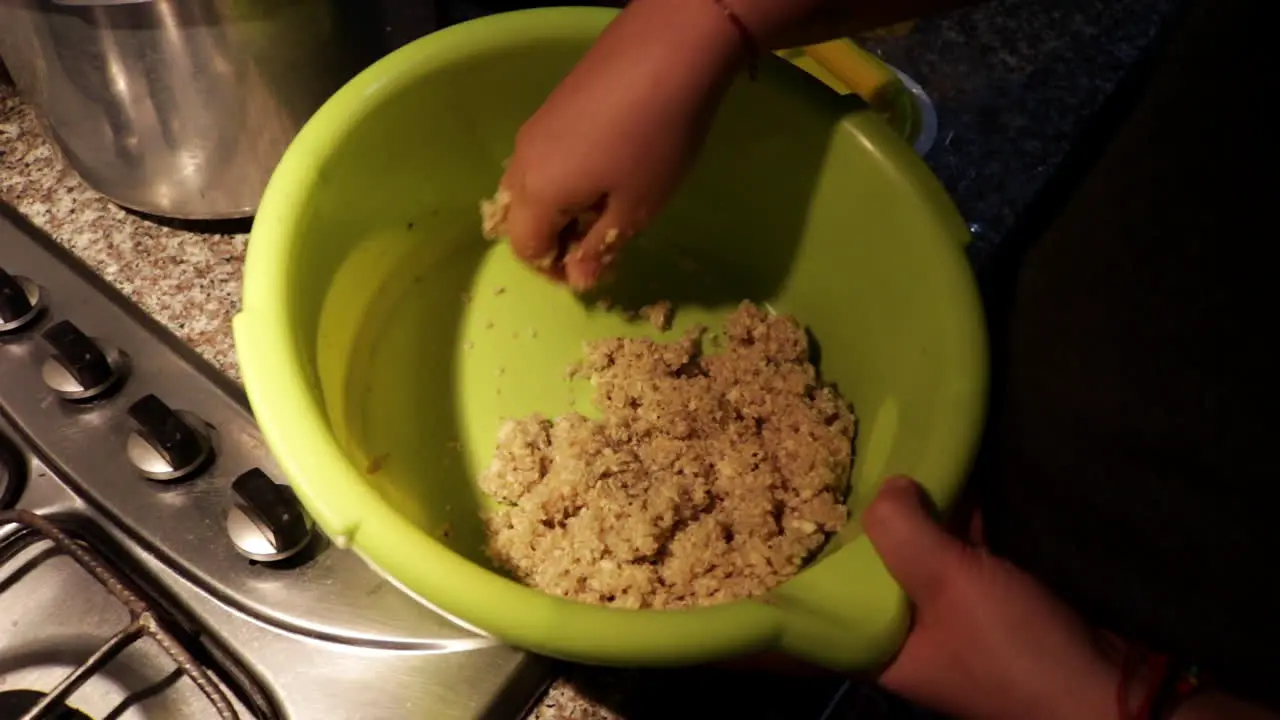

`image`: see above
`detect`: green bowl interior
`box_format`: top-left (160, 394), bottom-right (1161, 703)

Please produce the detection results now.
top-left (241, 8), bottom-right (985, 669)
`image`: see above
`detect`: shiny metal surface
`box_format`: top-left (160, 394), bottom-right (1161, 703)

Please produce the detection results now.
top-left (40, 342), bottom-right (127, 401)
top-left (0, 448), bottom-right (551, 720)
top-left (0, 205), bottom-right (554, 718)
top-left (0, 0), bottom-right (371, 219)
top-left (225, 502), bottom-right (312, 563)
top-left (1, 509), bottom-right (243, 720)
top-left (0, 212), bottom-right (485, 645)
top-left (224, 469), bottom-right (314, 563)
top-left (0, 275), bottom-right (42, 333)
top-left (0, 507), bottom-right (260, 719)
top-left (124, 409), bottom-right (212, 482)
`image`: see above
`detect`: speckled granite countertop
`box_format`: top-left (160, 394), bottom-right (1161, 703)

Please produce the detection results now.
top-left (0, 86), bottom-right (249, 381)
top-left (0, 0), bottom-right (1178, 717)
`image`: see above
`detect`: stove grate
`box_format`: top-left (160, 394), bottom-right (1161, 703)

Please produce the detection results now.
top-left (0, 509), bottom-right (238, 720)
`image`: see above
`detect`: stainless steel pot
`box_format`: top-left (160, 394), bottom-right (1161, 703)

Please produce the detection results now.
top-left (0, 0), bottom-right (405, 219)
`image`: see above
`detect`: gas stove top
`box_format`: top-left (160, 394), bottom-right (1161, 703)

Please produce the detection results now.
top-left (0, 205), bottom-right (552, 719)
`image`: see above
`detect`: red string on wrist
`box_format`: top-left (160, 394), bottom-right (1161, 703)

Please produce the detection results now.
top-left (709, 0), bottom-right (761, 79)
top-left (1153, 663), bottom-right (1204, 720)
top-left (1116, 645), bottom-right (1204, 720)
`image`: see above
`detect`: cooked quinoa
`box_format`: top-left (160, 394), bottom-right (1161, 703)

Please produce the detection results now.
top-left (479, 187), bottom-right (512, 241)
top-left (479, 188), bottom-right (617, 273)
top-left (637, 300), bottom-right (675, 332)
top-left (480, 301), bottom-right (856, 609)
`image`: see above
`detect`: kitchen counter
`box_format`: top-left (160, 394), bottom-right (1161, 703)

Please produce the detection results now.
top-left (0, 85), bottom-right (249, 381)
top-left (0, 0), bottom-right (1178, 716)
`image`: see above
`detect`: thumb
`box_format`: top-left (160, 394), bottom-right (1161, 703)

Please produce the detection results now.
top-left (863, 476), bottom-right (967, 606)
top-left (563, 207), bottom-right (630, 292)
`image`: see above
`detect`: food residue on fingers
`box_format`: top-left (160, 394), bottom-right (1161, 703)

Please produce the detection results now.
top-left (478, 188), bottom-right (626, 295)
top-left (532, 252), bottom-right (557, 272)
top-left (480, 187), bottom-right (511, 241)
top-left (599, 229), bottom-right (622, 267)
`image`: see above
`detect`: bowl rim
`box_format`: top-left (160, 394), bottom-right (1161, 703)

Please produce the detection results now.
top-left (235, 6), bottom-right (988, 669)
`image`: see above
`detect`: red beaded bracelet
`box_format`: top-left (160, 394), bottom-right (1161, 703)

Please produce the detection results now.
top-left (709, 0), bottom-right (761, 79)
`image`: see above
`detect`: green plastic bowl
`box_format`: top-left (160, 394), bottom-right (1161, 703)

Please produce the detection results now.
top-left (235, 7), bottom-right (987, 671)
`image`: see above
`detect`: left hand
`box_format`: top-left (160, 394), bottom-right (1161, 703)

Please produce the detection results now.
top-left (865, 476), bottom-right (1117, 720)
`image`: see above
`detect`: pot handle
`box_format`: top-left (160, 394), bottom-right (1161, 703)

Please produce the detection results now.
top-left (786, 40), bottom-right (935, 157)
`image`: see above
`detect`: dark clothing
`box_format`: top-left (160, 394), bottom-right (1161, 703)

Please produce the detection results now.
top-left (981, 0), bottom-right (1280, 707)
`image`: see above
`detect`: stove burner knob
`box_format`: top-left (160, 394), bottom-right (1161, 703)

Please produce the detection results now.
top-left (125, 394), bottom-right (213, 482)
top-left (0, 268), bottom-right (42, 333)
top-left (227, 469), bottom-right (314, 563)
top-left (41, 321), bottom-right (127, 402)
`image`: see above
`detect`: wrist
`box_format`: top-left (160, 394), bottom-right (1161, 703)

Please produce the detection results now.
top-left (720, 0), bottom-right (832, 46)
top-left (616, 0), bottom-right (827, 72)
top-left (583, 0), bottom-right (832, 114)
top-left (618, 0), bottom-right (750, 80)
top-left (1057, 658), bottom-right (1126, 720)
top-left (1002, 653), bottom-right (1121, 720)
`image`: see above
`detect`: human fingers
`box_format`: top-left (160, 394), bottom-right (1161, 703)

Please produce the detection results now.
top-left (503, 187), bottom-right (571, 275)
top-left (862, 476), bottom-right (968, 606)
top-left (563, 204), bottom-right (632, 292)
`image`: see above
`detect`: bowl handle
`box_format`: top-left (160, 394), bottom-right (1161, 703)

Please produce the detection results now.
top-left (764, 532), bottom-right (911, 671)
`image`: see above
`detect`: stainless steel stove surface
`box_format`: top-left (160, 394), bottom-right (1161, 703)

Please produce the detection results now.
top-left (0, 205), bottom-right (553, 720)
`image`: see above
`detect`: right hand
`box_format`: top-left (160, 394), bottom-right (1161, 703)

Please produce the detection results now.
top-left (497, 0), bottom-right (746, 291)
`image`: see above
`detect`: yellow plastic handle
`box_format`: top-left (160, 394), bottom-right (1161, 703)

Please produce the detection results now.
top-left (801, 40), bottom-right (897, 111)
top-left (794, 39), bottom-right (920, 146)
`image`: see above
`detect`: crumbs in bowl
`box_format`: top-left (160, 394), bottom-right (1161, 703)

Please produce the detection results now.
top-left (480, 301), bottom-right (856, 609)
top-left (638, 300), bottom-right (674, 332)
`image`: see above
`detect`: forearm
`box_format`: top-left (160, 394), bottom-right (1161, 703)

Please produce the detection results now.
top-left (609, 0), bottom-right (987, 89)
